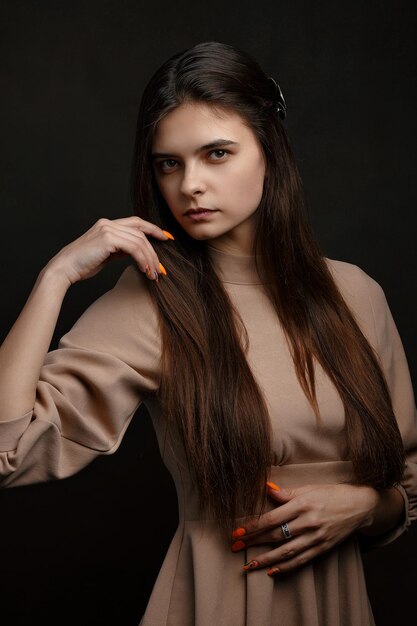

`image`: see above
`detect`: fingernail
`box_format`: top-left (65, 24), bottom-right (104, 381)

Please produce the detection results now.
top-left (231, 527), bottom-right (246, 540)
top-left (159, 262), bottom-right (167, 275)
top-left (231, 540), bottom-right (246, 552)
top-left (145, 264), bottom-right (153, 279)
top-left (153, 271), bottom-right (159, 282)
top-left (267, 567), bottom-right (281, 576)
top-left (162, 230), bottom-right (175, 240)
top-left (266, 481), bottom-right (280, 492)
top-left (243, 560), bottom-right (259, 571)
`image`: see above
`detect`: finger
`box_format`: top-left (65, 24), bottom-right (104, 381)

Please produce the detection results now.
top-left (105, 223), bottom-right (162, 276)
top-left (113, 216), bottom-right (173, 241)
top-left (105, 232), bottom-right (161, 280)
top-left (231, 486), bottom-right (294, 540)
top-left (266, 485), bottom-right (297, 504)
top-left (242, 532), bottom-right (323, 572)
top-left (232, 482), bottom-right (328, 540)
top-left (107, 223), bottom-right (150, 238)
top-left (234, 499), bottom-right (301, 538)
top-left (266, 483), bottom-right (322, 502)
top-left (241, 517), bottom-right (304, 547)
top-left (266, 542), bottom-right (327, 576)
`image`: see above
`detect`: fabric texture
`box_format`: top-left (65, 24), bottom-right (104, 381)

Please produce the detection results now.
top-left (1, 245), bottom-right (416, 626)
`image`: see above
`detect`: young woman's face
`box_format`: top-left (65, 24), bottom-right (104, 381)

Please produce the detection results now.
top-left (151, 101), bottom-right (267, 254)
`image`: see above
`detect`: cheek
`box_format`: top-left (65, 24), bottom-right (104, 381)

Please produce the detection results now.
top-left (226, 162), bottom-right (265, 213)
top-left (155, 178), bottom-right (177, 209)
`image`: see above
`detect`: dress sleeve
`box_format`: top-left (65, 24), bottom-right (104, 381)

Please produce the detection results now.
top-left (0, 264), bottom-right (161, 488)
top-left (356, 270), bottom-right (417, 550)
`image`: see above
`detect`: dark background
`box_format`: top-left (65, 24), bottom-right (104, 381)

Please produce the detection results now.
top-left (1, 1), bottom-right (416, 625)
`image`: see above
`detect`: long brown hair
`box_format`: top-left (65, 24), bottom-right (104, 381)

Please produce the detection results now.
top-left (129, 41), bottom-right (405, 534)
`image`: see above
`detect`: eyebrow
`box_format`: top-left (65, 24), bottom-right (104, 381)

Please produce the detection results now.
top-left (151, 139), bottom-right (239, 160)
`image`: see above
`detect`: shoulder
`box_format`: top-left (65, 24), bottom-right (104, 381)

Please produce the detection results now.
top-left (58, 263), bottom-right (161, 355)
top-left (324, 257), bottom-right (389, 348)
top-left (89, 263), bottom-right (157, 316)
top-left (110, 262), bottom-right (152, 295)
top-left (324, 257), bottom-right (386, 305)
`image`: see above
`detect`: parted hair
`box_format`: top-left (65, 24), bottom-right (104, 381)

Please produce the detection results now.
top-left (129, 41), bottom-right (405, 535)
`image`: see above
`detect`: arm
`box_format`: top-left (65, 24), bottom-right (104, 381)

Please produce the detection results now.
top-left (355, 272), bottom-right (417, 549)
top-left (0, 264), bottom-right (161, 487)
top-left (0, 265), bottom-right (71, 422)
top-left (357, 485), bottom-right (406, 537)
top-left (0, 216), bottom-right (169, 487)
top-left (0, 215), bottom-right (166, 421)
top-left (229, 481), bottom-right (410, 575)
top-left (0, 217), bottom-right (168, 421)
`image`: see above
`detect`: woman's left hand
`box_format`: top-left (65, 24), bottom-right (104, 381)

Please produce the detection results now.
top-left (230, 482), bottom-right (379, 576)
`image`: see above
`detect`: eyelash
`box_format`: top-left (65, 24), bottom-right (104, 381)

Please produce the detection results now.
top-left (156, 149), bottom-right (230, 172)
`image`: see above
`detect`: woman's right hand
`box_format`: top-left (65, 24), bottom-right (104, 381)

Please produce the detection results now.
top-left (44, 216), bottom-right (173, 286)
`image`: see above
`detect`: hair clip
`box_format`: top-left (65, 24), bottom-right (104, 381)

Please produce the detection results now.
top-left (267, 76), bottom-right (287, 120)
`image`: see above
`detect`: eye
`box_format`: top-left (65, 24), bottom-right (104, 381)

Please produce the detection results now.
top-left (209, 149), bottom-right (229, 160)
top-left (155, 149), bottom-right (230, 173)
top-left (157, 159), bottom-right (178, 172)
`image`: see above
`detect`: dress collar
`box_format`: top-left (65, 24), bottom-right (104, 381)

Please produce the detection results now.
top-left (206, 244), bottom-right (264, 285)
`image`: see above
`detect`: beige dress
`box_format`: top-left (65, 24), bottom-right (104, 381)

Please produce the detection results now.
top-left (1, 245), bottom-right (416, 626)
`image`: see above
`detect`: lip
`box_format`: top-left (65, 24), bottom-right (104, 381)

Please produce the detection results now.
top-left (184, 207), bottom-right (217, 216)
top-left (184, 207), bottom-right (219, 221)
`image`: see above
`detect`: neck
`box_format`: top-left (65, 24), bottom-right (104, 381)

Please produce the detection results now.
top-left (206, 241), bottom-right (254, 256)
top-left (206, 244), bottom-right (264, 285)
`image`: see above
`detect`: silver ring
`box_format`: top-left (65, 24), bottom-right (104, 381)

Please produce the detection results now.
top-left (281, 522), bottom-right (292, 540)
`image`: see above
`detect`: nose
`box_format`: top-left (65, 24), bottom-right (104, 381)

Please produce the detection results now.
top-left (179, 162), bottom-right (207, 197)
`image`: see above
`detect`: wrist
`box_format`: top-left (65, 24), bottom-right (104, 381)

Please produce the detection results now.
top-left (38, 262), bottom-right (72, 294)
top-left (356, 485), bottom-right (381, 531)
top-left (357, 486), bottom-right (405, 537)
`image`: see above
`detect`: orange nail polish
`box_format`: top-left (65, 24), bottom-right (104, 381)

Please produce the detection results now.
top-left (267, 567), bottom-right (281, 576)
top-left (159, 262), bottom-right (167, 275)
top-left (243, 560), bottom-right (259, 571)
top-left (162, 230), bottom-right (175, 240)
top-left (266, 481), bottom-right (280, 491)
top-left (231, 527), bottom-right (246, 539)
top-left (231, 540), bottom-right (246, 552)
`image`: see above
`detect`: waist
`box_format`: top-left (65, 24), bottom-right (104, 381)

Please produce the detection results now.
top-left (180, 459), bottom-right (355, 521)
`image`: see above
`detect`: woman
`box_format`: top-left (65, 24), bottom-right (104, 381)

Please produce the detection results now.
top-left (0, 41), bottom-right (416, 625)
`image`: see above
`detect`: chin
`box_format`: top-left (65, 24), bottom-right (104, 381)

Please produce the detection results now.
top-left (178, 222), bottom-right (224, 239)
top-left (187, 232), bottom-right (217, 241)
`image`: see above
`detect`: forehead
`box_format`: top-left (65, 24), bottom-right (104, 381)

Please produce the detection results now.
top-left (151, 102), bottom-right (254, 150)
